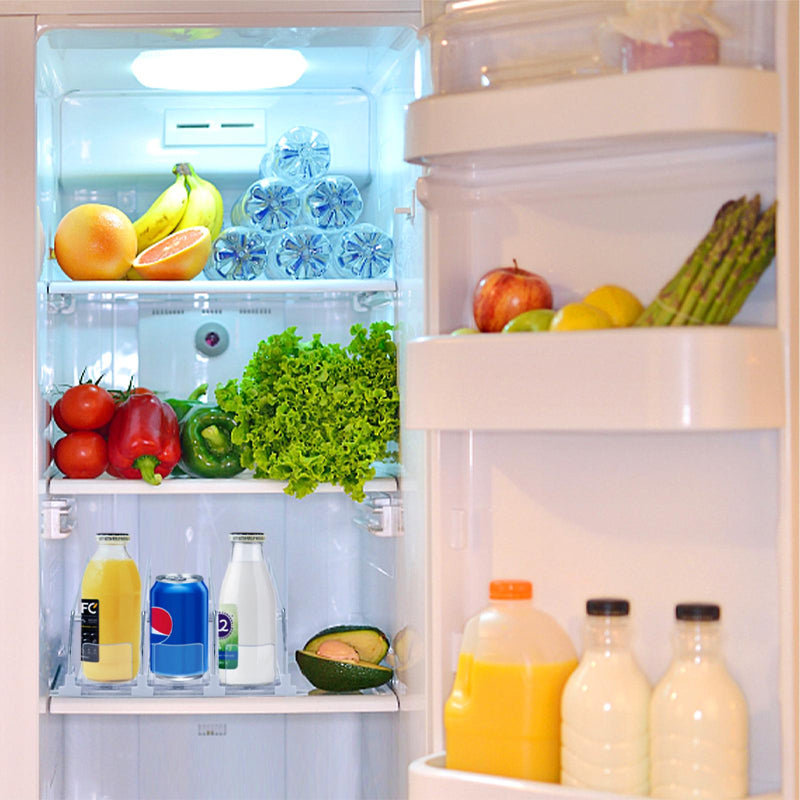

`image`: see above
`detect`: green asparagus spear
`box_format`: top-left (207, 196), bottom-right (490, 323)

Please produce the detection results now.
top-left (670, 199), bottom-right (748, 325)
top-left (634, 197), bottom-right (743, 327)
top-left (706, 201), bottom-right (776, 324)
top-left (689, 195), bottom-right (760, 324)
top-left (718, 208), bottom-right (777, 324)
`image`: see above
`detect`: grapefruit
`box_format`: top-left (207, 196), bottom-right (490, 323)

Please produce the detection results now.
top-left (54, 203), bottom-right (137, 281)
top-left (132, 226), bottom-right (212, 280)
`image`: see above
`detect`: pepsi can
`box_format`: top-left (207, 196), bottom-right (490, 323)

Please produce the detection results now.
top-left (149, 574), bottom-right (209, 679)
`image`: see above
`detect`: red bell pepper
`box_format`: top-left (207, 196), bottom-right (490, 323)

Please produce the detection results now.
top-left (107, 392), bottom-right (181, 485)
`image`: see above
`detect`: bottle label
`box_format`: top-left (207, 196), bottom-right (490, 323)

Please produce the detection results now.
top-left (218, 604), bottom-right (238, 670)
top-left (80, 598), bottom-right (100, 663)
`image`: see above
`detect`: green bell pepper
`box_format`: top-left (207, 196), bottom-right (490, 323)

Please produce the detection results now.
top-left (166, 383), bottom-right (208, 423)
top-left (179, 404), bottom-right (244, 479)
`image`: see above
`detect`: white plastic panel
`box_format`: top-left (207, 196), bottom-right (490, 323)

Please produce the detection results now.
top-left (404, 327), bottom-right (784, 431)
top-left (405, 67), bottom-right (779, 167)
top-left (408, 754), bottom-right (782, 800)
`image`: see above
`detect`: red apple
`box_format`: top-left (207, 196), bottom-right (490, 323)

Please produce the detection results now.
top-left (473, 259), bottom-right (553, 332)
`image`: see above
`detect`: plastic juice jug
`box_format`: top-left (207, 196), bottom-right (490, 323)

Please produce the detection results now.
top-left (444, 579), bottom-right (578, 782)
top-left (561, 598), bottom-right (651, 794)
top-left (218, 532), bottom-right (278, 685)
top-left (650, 603), bottom-right (748, 799)
top-left (80, 532), bottom-right (142, 682)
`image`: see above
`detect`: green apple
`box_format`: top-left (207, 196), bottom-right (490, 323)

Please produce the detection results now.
top-left (450, 327), bottom-right (480, 335)
top-left (501, 308), bottom-right (556, 333)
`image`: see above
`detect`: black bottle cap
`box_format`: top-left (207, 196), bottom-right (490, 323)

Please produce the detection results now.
top-left (676, 603), bottom-right (720, 621)
top-left (586, 598), bottom-right (630, 616)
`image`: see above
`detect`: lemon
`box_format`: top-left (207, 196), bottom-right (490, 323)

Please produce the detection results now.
top-left (550, 302), bottom-right (614, 331)
top-left (582, 284), bottom-right (644, 327)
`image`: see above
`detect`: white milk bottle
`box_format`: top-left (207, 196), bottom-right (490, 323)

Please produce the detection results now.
top-left (650, 603), bottom-right (748, 799)
top-left (561, 598), bottom-right (650, 794)
top-left (217, 532), bottom-right (278, 685)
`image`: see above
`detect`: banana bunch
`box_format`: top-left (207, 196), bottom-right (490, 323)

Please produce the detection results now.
top-left (133, 162), bottom-right (224, 253)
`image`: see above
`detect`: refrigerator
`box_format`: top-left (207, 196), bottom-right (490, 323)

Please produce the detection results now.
top-left (0, 0), bottom-right (796, 798)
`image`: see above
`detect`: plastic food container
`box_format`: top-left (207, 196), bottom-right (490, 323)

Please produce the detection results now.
top-left (421, 0), bottom-right (774, 95)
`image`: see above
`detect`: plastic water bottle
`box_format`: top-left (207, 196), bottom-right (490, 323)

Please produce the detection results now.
top-left (205, 227), bottom-right (270, 281)
top-left (263, 126), bottom-right (331, 187)
top-left (268, 225), bottom-right (332, 280)
top-left (230, 178), bottom-right (300, 233)
top-left (331, 224), bottom-right (394, 279)
top-left (303, 175), bottom-right (363, 230)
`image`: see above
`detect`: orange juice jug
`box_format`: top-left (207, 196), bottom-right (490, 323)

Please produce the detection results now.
top-left (80, 532), bottom-right (142, 682)
top-left (444, 579), bottom-right (577, 782)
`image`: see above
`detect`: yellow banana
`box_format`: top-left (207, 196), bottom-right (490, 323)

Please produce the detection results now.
top-left (173, 162), bottom-right (218, 234)
top-left (133, 172), bottom-right (189, 253)
top-left (195, 169), bottom-right (224, 239)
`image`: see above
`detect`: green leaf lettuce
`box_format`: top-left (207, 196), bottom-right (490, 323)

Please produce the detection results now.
top-left (215, 322), bottom-right (399, 502)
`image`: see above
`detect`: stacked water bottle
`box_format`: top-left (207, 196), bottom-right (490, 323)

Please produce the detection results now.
top-left (205, 126), bottom-right (394, 281)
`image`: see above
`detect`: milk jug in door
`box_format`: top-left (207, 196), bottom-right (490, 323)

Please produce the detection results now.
top-left (650, 603), bottom-right (748, 799)
top-left (80, 532), bottom-right (142, 682)
top-left (561, 598), bottom-right (651, 794)
top-left (218, 532), bottom-right (278, 685)
top-left (444, 579), bottom-right (577, 782)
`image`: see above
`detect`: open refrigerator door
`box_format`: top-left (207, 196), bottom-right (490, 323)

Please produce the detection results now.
top-left (404, 0), bottom-right (797, 798)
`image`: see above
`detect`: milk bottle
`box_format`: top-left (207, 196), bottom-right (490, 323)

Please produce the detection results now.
top-left (561, 598), bottom-right (650, 794)
top-left (444, 579), bottom-right (577, 782)
top-left (80, 532), bottom-right (141, 683)
top-left (650, 603), bottom-right (748, 799)
top-left (218, 532), bottom-right (278, 685)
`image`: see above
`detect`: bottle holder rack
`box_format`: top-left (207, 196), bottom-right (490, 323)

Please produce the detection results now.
top-left (52, 562), bottom-right (292, 699)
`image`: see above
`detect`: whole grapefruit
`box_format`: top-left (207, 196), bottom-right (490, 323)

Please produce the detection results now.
top-left (54, 203), bottom-right (137, 281)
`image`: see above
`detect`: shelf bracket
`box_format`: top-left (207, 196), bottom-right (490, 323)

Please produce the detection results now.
top-left (40, 497), bottom-right (76, 540)
top-left (354, 492), bottom-right (404, 538)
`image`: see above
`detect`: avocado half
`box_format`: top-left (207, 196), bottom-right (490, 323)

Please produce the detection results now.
top-left (296, 625), bottom-right (393, 692)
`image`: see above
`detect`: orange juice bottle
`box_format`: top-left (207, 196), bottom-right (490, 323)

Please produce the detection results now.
top-left (444, 579), bottom-right (577, 782)
top-left (80, 532), bottom-right (142, 682)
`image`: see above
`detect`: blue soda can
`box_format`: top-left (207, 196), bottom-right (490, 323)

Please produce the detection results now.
top-left (149, 574), bottom-right (209, 679)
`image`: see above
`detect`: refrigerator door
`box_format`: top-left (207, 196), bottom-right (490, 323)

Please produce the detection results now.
top-left (405, 0), bottom-right (797, 798)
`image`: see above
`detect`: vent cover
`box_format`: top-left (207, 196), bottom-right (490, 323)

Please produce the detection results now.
top-left (164, 109), bottom-right (266, 146)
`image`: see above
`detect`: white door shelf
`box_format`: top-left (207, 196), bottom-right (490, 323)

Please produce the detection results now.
top-left (408, 753), bottom-right (781, 800)
top-left (403, 327), bottom-right (784, 432)
top-left (404, 67), bottom-right (779, 167)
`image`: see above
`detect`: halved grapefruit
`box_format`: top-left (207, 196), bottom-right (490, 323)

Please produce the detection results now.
top-left (131, 225), bottom-right (212, 280)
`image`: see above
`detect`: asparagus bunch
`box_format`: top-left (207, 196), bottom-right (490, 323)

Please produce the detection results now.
top-left (635, 195), bottom-right (777, 326)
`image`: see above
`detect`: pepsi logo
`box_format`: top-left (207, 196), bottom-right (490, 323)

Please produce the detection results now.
top-left (150, 606), bottom-right (173, 644)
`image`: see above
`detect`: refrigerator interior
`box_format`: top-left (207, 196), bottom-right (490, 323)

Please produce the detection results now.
top-left (35, 19), bottom-right (425, 800)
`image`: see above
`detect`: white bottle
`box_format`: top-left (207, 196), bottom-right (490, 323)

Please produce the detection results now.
top-left (650, 603), bottom-right (748, 799)
top-left (218, 532), bottom-right (278, 685)
top-left (561, 598), bottom-right (650, 794)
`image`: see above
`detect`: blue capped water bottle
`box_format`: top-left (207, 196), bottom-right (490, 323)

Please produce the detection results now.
top-left (230, 177), bottom-right (300, 233)
top-left (332, 224), bottom-right (394, 279)
top-left (205, 227), bottom-right (270, 281)
top-left (303, 175), bottom-right (363, 230)
top-left (263, 126), bottom-right (331, 187)
top-left (268, 225), bottom-right (332, 280)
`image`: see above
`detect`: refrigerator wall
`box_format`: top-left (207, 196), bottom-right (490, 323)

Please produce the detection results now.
top-left (404, 0), bottom-right (798, 798)
top-left (2, 5), bottom-right (426, 799)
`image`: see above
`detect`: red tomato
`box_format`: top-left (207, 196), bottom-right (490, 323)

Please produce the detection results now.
top-left (52, 398), bottom-right (76, 434)
top-left (59, 384), bottom-right (116, 431)
top-left (54, 432), bottom-right (108, 479)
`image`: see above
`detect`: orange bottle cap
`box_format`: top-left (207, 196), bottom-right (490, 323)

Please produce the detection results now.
top-left (489, 580), bottom-right (532, 600)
